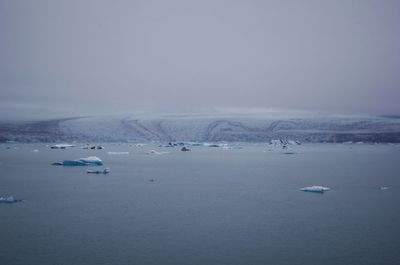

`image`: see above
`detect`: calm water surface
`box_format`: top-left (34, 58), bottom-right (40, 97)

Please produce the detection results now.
top-left (1, 143), bottom-right (400, 265)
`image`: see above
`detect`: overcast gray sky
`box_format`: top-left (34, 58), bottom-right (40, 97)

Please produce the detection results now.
top-left (1, 0), bottom-right (399, 117)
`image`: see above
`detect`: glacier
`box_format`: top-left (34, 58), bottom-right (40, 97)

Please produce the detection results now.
top-left (1, 111), bottom-right (400, 143)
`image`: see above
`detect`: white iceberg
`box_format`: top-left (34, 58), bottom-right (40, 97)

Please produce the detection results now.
top-left (133, 143), bottom-right (146, 147)
top-left (50, 144), bottom-right (75, 149)
top-left (0, 196), bottom-right (22, 203)
top-left (107, 151), bottom-right (129, 155)
top-left (87, 167), bottom-right (110, 174)
top-left (146, 150), bottom-right (169, 155)
top-left (300, 186), bottom-right (331, 193)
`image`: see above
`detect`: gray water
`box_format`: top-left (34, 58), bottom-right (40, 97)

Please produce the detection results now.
top-left (1, 143), bottom-right (400, 265)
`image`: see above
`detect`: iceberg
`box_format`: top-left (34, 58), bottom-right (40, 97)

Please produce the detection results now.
top-left (82, 145), bottom-right (104, 150)
top-left (146, 150), bottom-right (168, 155)
top-left (53, 156), bottom-right (103, 166)
top-left (0, 196), bottom-right (22, 203)
top-left (300, 186), bottom-right (330, 193)
top-left (50, 144), bottom-right (75, 149)
top-left (87, 168), bottom-right (110, 174)
top-left (107, 151), bottom-right (129, 155)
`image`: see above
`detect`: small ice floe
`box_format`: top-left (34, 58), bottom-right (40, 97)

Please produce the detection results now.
top-left (0, 196), bottom-right (22, 203)
top-left (146, 150), bottom-right (168, 155)
top-left (188, 142), bottom-right (202, 146)
top-left (32, 149), bottom-right (40, 153)
top-left (107, 151), bottom-right (129, 155)
top-left (92, 145), bottom-right (104, 150)
top-left (82, 145), bottom-right (104, 150)
top-left (52, 156), bottom-right (103, 166)
top-left (380, 186), bottom-right (389, 190)
top-left (159, 142), bottom-right (179, 147)
top-left (300, 186), bottom-right (331, 193)
top-left (87, 167), bottom-right (110, 174)
top-left (222, 145), bottom-right (243, 150)
top-left (202, 143), bottom-right (228, 148)
top-left (6, 146), bottom-right (19, 150)
top-left (50, 144), bottom-right (75, 149)
top-left (181, 146), bottom-right (191, 151)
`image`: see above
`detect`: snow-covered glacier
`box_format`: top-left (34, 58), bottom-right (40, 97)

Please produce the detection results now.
top-left (1, 111), bottom-right (400, 143)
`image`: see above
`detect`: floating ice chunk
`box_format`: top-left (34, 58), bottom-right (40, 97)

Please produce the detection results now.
top-left (53, 156), bottom-right (103, 166)
top-left (202, 143), bottom-right (228, 148)
top-left (0, 196), bottom-right (22, 203)
top-left (146, 150), bottom-right (168, 155)
top-left (87, 167), bottom-right (110, 174)
top-left (82, 145), bottom-right (104, 150)
top-left (222, 145), bottom-right (243, 150)
top-left (107, 151), bottom-right (129, 155)
top-left (300, 186), bottom-right (330, 193)
top-left (50, 144), bottom-right (75, 149)
top-left (32, 149), bottom-right (39, 152)
top-left (380, 186), bottom-right (389, 190)
top-left (188, 142), bottom-right (202, 146)
top-left (60, 160), bottom-right (87, 166)
top-left (78, 156), bottom-right (103, 165)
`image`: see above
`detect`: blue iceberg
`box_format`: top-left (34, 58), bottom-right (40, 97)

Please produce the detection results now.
top-left (53, 156), bottom-right (103, 166)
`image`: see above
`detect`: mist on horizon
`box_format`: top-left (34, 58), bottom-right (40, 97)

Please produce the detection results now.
top-left (1, 0), bottom-right (400, 119)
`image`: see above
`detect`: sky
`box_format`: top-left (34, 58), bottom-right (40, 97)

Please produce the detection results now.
top-left (1, 0), bottom-right (399, 118)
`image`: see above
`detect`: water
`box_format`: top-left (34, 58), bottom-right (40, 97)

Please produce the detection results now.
top-left (1, 143), bottom-right (400, 265)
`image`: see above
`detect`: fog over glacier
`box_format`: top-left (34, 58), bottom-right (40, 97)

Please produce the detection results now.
top-left (1, 0), bottom-right (400, 118)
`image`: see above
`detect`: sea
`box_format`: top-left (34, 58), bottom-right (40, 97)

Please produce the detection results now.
top-left (1, 143), bottom-right (400, 265)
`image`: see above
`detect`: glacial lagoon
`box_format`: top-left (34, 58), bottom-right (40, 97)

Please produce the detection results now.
top-left (1, 143), bottom-right (400, 265)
